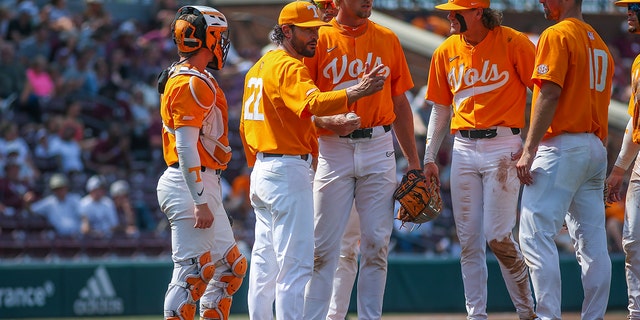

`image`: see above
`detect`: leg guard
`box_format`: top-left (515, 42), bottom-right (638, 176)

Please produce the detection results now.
top-left (165, 302), bottom-right (196, 320)
top-left (185, 251), bottom-right (216, 301)
top-left (165, 251), bottom-right (216, 320)
top-left (201, 245), bottom-right (247, 320)
top-left (220, 245), bottom-right (247, 295)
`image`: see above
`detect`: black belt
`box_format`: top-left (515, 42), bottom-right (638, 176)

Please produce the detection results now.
top-left (262, 153), bottom-right (309, 161)
top-left (340, 125), bottom-right (392, 139)
top-left (458, 128), bottom-right (520, 139)
top-left (169, 163), bottom-right (222, 175)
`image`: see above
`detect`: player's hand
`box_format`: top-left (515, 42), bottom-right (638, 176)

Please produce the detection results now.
top-left (357, 63), bottom-right (387, 96)
top-left (515, 149), bottom-right (535, 185)
top-left (606, 166), bottom-right (626, 203)
top-left (194, 203), bottom-right (214, 229)
top-left (314, 114), bottom-right (361, 136)
top-left (423, 162), bottom-right (440, 186)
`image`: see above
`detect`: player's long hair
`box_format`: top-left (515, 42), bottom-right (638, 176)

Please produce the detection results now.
top-left (480, 8), bottom-right (503, 30)
top-left (269, 24), bottom-right (286, 46)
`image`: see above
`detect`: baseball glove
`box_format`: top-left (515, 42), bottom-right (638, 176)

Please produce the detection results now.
top-left (393, 169), bottom-right (443, 225)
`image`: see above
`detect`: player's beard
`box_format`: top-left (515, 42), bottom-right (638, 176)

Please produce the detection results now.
top-left (292, 37), bottom-right (316, 58)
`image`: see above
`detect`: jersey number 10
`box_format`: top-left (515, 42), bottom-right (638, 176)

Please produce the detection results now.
top-left (589, 48), bottom-right (609, 93)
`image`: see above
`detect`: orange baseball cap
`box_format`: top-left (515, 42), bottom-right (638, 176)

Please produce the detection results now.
top-left (615, 0), bottom-right (640, 6)
top-left (435, 0), bottom-right (490, 10)
top-left (279, 1), bottom-right (331, 27)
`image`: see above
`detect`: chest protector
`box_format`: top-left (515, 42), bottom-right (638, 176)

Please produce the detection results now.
top-left (164, 66), bottom-right (232, 166)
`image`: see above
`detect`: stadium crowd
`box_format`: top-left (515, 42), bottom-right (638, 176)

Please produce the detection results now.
top-left (0, 0), bottom-right (633, 261)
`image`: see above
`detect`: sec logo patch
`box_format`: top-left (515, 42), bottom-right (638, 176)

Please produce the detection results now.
top-left (537, 64), bottom-right (549, 75)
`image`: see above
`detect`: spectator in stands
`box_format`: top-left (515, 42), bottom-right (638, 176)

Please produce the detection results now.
top-left (32, 128), bottom-right (61, 174)
top-left (17, 24), bottom-right (52, 66)
top-left (110, 179), bottom-right (157, 235)
top-left (61, 47), bottom-right (99, 99)
top-left (5, 1), bottom-right (37, 42)
top-left (0, 43), bottom-right (26, 113)
top-left (44, 0), bottom-right (75, 33)
top-left (109, 179), bottom-right (138, 236)
top-left (56, 121), bottom-right (85, 176)
top-left (0, 122), bottom-right (38, 184)
top-left (79, 0), bottom-right (111, 39)
top-left (0, 160), bottom-right (32, 216)
top-left (87, 122), bottom-right (132, 177)
top-left (25, 173), bottom-right (82, 237)
top-left (79, 174), bottom-right (118, 238)
top-left (19, 54), bottom-right (55, 122)
top-left (59, 99), bottom-right (96, 150)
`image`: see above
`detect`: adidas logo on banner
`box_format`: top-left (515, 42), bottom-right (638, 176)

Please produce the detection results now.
top-left (73, 266), bottom-right (124, 315)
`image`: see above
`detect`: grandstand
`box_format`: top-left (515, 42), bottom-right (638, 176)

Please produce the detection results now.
top-left (0, 1), bottom-right (633, 317)
top-left (0, 0), bottom-right (632, 264)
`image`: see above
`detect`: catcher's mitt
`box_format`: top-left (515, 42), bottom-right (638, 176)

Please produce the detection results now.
top-left (393, 169), bottom-right (443, 225)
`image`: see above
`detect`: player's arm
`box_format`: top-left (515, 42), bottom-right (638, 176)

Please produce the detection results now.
top-left (514, 32), bottom-right (536, 90)
top-left (314, 114), bottom-right (360, 136)
top-left (607, 118), bottom-right (640, 202)
top-left (423, 102), bottom-right (451, 185)
top-left (392, 93), bottom-right (421, 171)
top-left (175, 126), bottom-right (214, 228)
top-left (313, 64), bottom-right (387, 135)
top-left (516, 80), bottom-right (561, 185)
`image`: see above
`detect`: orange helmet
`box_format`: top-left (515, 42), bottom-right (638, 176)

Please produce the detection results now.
top-left (172, 5), bottom-right (230, 70)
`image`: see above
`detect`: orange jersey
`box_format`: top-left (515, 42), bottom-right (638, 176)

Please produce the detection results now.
top-left (240, 49), bottom-right (349, 167)
top-left (531, 18), bottom-right (614, 142)
top-left (160, 66), bottom-right (231, 170)
top-left (305, 19), bottom-right (414, 135)
top-left (629, 54), bottom-right (640, 143)
top-left (425, 26), bottom-right (535, 131)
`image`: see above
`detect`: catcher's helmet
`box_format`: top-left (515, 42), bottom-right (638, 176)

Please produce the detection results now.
top-left (172, 5), bottom-right (230, 70)
top-left (616, 0), bottom-right (640, 5)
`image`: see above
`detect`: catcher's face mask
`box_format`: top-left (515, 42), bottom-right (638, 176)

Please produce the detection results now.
top-left (172, 5), bottom-right (231, 70)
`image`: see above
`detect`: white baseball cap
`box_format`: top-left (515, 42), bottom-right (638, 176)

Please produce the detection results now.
top-left (86, 175), bottom-right (106, 192)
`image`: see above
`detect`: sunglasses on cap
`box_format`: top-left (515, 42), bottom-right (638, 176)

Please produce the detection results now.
top-left (314, 0), bottom-right (336, 10)
top-left (631, 3), bottom-right (640, 12)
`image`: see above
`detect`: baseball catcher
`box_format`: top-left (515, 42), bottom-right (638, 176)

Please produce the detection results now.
top-left (393, 169), bottom-right (443, 225)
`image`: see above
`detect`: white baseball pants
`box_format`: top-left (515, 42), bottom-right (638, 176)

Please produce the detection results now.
top-left (247, 153), bottom-right (314, 320)
top-left (156, 167), bottom-right (236, 314)
top-left (623, 160), bottom-right (640, 319)
top-left (304, 131), bottom-right (396, 320)
top-left (520, 133), bottom-right (611, 320)
top-left (328, 205), bottom-right (360, 320)
top-left (450, 130), bottom-right (535, 320)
